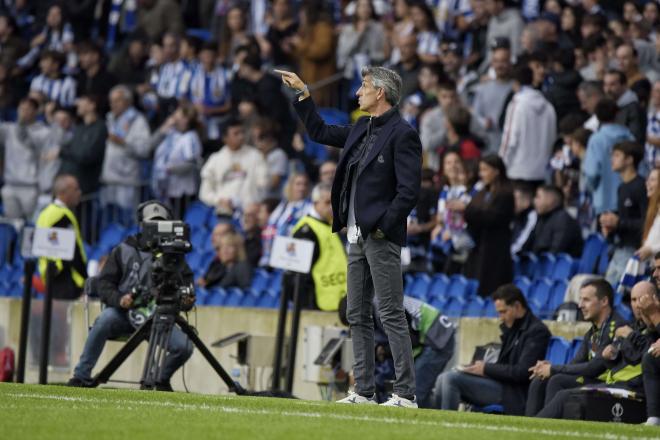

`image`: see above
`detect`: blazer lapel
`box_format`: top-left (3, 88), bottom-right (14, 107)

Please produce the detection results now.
top-left (338, 122), bottom-right (368, 164)
top-left (359, 116), bottom-right (399, 174)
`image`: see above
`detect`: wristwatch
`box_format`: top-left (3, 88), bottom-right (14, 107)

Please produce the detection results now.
top-left (296, 85), bottom-right (309, 95)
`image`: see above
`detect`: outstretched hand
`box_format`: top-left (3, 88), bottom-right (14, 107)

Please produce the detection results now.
top-left (274, 69), bottom-right (305, 92)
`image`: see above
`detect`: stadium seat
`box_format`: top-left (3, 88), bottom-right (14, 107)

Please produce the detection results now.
top-left (447, 275), bottom-right (469, 300)
top-left (429, 296), bottom-right (446, 311)
top-left (428, 274), bottom-right (450, 300)
top-left (251, 269), bottom-right (271, 293)
top-left (190, 228), bottom-right (210, 252)
top-left (546, 336), bottom-right (571, 364)
top-left (443, 297), bottom-right (465, 317)
top-left (257, 289), bottom-right (280, 308)
top-left (482, 298), bottom-right (497, 318)
top-left (512, 254), bottom-right (522, 278)
top-left (409, 273), bottom-right (431, 300)
top-left (241, 288), bottom-right (261, 307)
top-left (267, 270), bottom-right (284, 293)
top-left (97, 223), bottom-right (126, 250)
top-left (533, 253), bottom-right (556, 279)
top-left (569, 337), bottom-right (583, 362)
top-left (518, 252), bottom-right (538, 278)
top-left (577, 234), bottom-right (607, 274)
top-left (195, 287), bottom-right (210, 306)
top-left (529, 278), bottom-right (553, 310)
top-left (615, 304), bottom-right (633, 322)
top-left (204, 288), bottom-right (227, 306)
top-left (186, 251), bottom-right (205, 272)
top-left (225, 288), bottom-right (245, 307)
top-left (403, 273), bottom-right (415, 296)
top-left (184, 201), bottom-right (212, 229)
top-left (551, 253), bottom-right (576, 280)
top-left (464, 297), bottom-right (485, 317)
top-left (465, 279), bottom-right (479, 298)
top-left (546, 280), bottom-right (568, 317)
top-left (596, 243), bottom-right (610, 275)
top-left (514, 276), bottom-right (532, 299)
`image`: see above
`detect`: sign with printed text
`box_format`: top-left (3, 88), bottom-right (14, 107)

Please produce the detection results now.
top-left (31, 227), bottom-right (76, 261)
top-left (269, 236), bottom-right (315, 274)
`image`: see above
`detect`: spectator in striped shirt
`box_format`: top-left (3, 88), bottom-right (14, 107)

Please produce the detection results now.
top-left (29, 50), bottom-right (77, 108)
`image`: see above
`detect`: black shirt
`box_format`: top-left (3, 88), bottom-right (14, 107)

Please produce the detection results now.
top-left (614, 175), bottom-right (647, 248)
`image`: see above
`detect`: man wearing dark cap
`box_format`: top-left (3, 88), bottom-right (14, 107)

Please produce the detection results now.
top-left (67, 200), bottom-right (193, 390)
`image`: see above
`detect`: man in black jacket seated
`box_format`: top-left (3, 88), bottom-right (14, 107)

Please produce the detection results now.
top-left (525, 184), bottom-right (583, 257)
top-left (525, 279), bottom-right (627, 416)
top-left (433, 284), bottom-right (551, 415)
top-left (535, 281), bottom-right (658, 419)
top-left (67, 201), bottom-right (194, 390)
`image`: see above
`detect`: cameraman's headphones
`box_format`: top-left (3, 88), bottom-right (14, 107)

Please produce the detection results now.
top-left (136, 200), bottom-right (173, 223)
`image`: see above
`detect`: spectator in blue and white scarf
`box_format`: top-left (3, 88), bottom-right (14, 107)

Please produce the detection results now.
top-left (151, 102), bottom-right (202, 219)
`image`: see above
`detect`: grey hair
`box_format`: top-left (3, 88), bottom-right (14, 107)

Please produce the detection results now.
top-left (577, 80), bottom-right (604, 98)
top-left (361, 66), bottom-right (403, 106)
top-left (311, 182), bottom-right (332, 203)
top-left (110, 84), bottom-right (133, 105)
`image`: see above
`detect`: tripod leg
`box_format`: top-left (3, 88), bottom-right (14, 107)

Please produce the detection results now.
top-left (93, 319), bottom-right (152, 385)
top-left (175, 316), bottom-right (246, 395)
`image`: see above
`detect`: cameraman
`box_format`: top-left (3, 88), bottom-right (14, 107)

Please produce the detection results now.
top-left (67, 201), bottom-right (194, 391)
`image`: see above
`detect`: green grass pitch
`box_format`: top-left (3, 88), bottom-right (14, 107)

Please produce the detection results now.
top-left (0, 383), bottom-right (657, 440)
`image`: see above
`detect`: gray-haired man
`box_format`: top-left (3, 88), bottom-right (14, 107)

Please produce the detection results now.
top-left (277, 67), bottom-right (422, 407)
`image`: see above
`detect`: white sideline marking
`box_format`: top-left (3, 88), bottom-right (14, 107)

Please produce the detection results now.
top-left (2, 392), bottom-right (655, 440)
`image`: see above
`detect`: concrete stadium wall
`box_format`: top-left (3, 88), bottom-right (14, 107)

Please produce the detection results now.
top-left (0, 298), bottom-right (590, 400)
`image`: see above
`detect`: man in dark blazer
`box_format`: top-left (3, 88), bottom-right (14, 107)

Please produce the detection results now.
top-left (276, 67), bottom-right (422, 408)
top-left (434, 284), bottom-right (551, 415)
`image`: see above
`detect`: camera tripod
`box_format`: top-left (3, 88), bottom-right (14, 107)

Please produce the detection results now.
top-left (93, 302), bottom-right (247, 395)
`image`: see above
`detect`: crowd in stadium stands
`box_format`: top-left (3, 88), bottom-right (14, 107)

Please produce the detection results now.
top-left (0, 0), bottom-right (660, 423)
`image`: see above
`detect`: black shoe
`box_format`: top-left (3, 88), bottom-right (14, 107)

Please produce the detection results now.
top-left (155, 381), bottom-right (173, 392)
top-left (66, 377), bottom-right (96, 388)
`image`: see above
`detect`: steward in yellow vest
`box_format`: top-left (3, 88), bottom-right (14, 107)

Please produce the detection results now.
top-left (35, 175), bottom-right (87, 299)
top-left (286, 183), bottom-right (347, 311)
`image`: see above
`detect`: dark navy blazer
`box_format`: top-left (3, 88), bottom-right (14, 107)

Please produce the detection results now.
top-left (293, 97), bottom-right (422, 246)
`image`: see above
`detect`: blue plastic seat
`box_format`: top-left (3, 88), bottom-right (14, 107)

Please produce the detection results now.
top-left (267, 270), bottom-right (283, 293)
top-left (482, 298), bottom-right (498, 318)
top-left (241, 288), bottom-right (260, 307)
top-left (184, 201), bottom-right (213, 230)
top-left (530, 278), bottom-right (553, 309)
top-left (546, 280), bottom-right (568, 317)
top-left (204, 287), bottom-right (227, 306)
top-left (195, 287), bottom-right (209, 306)
top-left (534, 253), bottom-right (556, 279)
top-left (569, 337), bottom-right (584, 362)
top-left (546, 336), bottom-right (571, 364)
top-left (429, 296), bottom-right (446, 311)
top-left (464, 297), bottom-right (485, 317)
top-left (97, 223), bottom-right (126, 250)
top-left (443, 297), bottom-right (465, 317)
top-left (186, 252), bottom-right (205, 272)
top-left (578, 234), bottom-right (607, 274)
top-left (225, 288), bottom-right (245, 307)
top-left (190, 228), bottom-right (210, 252)
top-left (257, 289), bottom-right (279, 308)
top-left (616, 304), bottom-right (633, 322)
top-left (465, 279), bottom-right (479, 298)
top-left (518, 252), bottom-right (539, 278)
top-left (514, 276), bottom-right (533, 299)
top-left (428, 274), bottom-right (450, 300)
top-left (447, 275), bottom-right (469, 300)
top-left (409, 273), bottom-right (431, 300)
top-left (251, 269), bottom-right (271, 293)
top-left (552, 253), bottom-right (576, 280)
